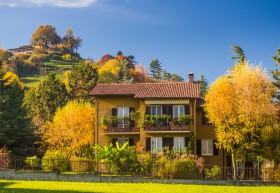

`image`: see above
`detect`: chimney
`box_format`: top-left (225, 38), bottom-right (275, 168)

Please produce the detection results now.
top-left (188, 72), bottom-right (194, 83)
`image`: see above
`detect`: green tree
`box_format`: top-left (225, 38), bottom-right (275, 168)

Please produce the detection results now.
top-left (270, 48), bottom-right (280, 103)
top-left (24, 72), bottom-right (68, 126)
top-left (230, 45), bottom-right (246, 62)
top-left (162, 70), bottom-right (171, 81)
top-left (68, 61), bottom-right (98, 100)
top-left (149, 59), bottom-right (162, 79)
top-left (117, 50), bottom-right (123, 56)
top-left (0, 63), bottom-right (34, 148)
top-left (204, 62), bottom-right (278, 180)
top-left (199, 73), bottom-right (208, 98)
top-left (31, 25), bottom-right (61, 48)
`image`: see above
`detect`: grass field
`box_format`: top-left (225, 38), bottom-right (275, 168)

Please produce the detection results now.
top-left (0, 180), bottom-right (279, 193)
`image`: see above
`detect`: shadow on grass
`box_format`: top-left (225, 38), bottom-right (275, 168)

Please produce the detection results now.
top-left (0, 189), bottom-right (104, 193)
top-left (0, 182), bottom-right (106, 193)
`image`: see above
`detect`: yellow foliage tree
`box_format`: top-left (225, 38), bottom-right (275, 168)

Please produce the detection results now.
top-left (2, 71), bottom-right (24, 90)
top-left (204, 62), bottom-right (278, 180)
top-left (44, 100), bottom-right (95, 157)
top-left (98, 59), bottom-right (121, 83)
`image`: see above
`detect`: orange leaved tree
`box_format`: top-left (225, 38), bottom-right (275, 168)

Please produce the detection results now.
top-left (44, 100), bottom-right (95, 158)
top-left (204, 62), bottom-right (278, 180)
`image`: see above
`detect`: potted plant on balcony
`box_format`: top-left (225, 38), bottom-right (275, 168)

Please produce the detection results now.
top-left (129, 111), bottom-right (140, 132)
top-left (109, 116), bottom-right (120, 131)
top-left (170, 114), bottom-right (191, 131)
top-left (100, 117), bottom-right (109, 132)
top-left (178, 114), bottom-right (191, 130)
top-left (144, 114), bottom-right (156, 130)
top-left (159, 114), bottom-right (171, 131)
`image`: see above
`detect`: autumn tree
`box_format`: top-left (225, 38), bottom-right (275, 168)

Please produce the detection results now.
top-left (204, 62), bottom-right (278, 180)
top-left (231, 45), bottom-right (246, 62)
top-left (0, 63), bottom-right (34, 148)
top-left (63, 28), bottom-right (82, 53)
top-left (170, 73), bottom-right (184, 82)
top-left (44, 100), bottom-right (95, 157)
top-left (31, 25), bottom-right (61, 48)
top-left (68, 61), bottom-right (98, 100)
top-left (98, 59), bottom-right (121, 83)
top-left (149, 59), bottom-right (162, 79)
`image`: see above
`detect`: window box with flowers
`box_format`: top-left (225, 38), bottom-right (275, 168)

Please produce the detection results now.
top-left (170, 114), bottom-right (191, 131)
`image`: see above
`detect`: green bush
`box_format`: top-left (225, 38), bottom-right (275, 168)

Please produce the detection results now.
top-left (42, 150), bottom-right (69, 173)
top-left (204, 165), bottom-right (221, 180)
top-left (153, 154), bottom-right (175, 179)
top-left (174, 158), bottom-right (199, 179)
top-left (70, 157), bottom-right (95, 173)
top-left (25, 156), bottom-right (39, 169)
top-left (137, 152), bottom-right (153, 176)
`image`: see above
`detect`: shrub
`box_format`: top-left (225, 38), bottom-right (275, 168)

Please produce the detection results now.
top-left (174, 158), bottom-right (199, 179)
top-left (153, 153), bottom-right (175, 179)
top-left (137, 152), bottom-right (153, 176)
top-left (204, 165), bottom-right (221, 180)
top-left (0, 146), bottom-right (10, 169)
top-left (25, 156), bottom-right (39, 169)
top-left (70, 157), bottom-right (95, 173)
top-left (62, 54), bottom-right (72, 60)
top-left (261, 161), bottom-right (280, 182)
top-left (42, 150), bottom-right (69, 173)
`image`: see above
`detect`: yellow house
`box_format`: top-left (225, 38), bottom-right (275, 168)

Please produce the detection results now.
top-left (91, 73), bottom-right (226, 168)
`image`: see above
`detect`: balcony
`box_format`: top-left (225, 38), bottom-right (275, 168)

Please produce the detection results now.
top-left (144, 114), bottom-right (192, 133)
top-left (144, 123), bottom-right (190, 133)
top-left (103, 126), bottom-right (140, 135)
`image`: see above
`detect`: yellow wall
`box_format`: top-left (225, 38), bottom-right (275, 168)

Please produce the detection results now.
top-left (95, 96), bottom-right (140, 146)
top-left (195, 109), bottom-right (226, 168)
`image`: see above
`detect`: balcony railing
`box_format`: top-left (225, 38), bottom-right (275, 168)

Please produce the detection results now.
top-left (103, 127), bottom-right (140, 133)
top-left (144, 123), bottom-right (190, 132)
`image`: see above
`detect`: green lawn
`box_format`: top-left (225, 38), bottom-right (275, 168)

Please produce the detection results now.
top-left (0, 180), bottom-right (279, 193)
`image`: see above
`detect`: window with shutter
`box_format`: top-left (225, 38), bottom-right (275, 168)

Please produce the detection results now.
top-left (117, 138), bottom-right (129, 147)
top-left (117, 107), bottom-right (129, 128)
top-left (174, 137), bottom-right (185, 151)
top-left (163, 137), bottom-right (173, 150)
top-left (201, 139), bottom-right (213, 156)
top-left (173, 105), bottom-right (185, 118)
top-left (151, 137), bottom-right (162, 153)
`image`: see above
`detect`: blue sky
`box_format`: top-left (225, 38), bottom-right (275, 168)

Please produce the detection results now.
top-left (0, 0), bottom-right (280, 83)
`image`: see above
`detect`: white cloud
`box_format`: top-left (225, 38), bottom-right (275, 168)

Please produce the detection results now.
top-left (0, 0), bottom-right (98, 8)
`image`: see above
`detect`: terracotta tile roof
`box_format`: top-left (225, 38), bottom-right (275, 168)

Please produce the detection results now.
top-left (90, 82), bottom-right (200, 99)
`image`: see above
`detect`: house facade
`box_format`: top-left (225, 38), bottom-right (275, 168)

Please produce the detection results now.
top-left (91, 73), bottom-right (227, 168)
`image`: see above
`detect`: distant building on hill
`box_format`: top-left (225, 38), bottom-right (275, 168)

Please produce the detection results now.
top-left (8, 45), bottom-right (33, 55)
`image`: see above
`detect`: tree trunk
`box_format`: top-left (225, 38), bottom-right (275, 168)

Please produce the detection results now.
top-left (240, 156), bottom-right (246, 180)
top-left (231, 150), bottom-right (237, 181)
